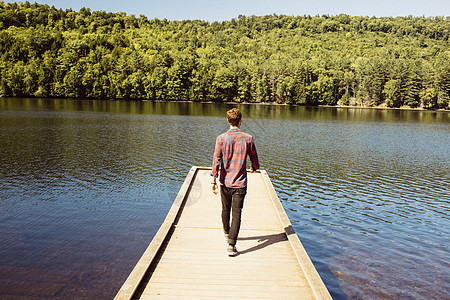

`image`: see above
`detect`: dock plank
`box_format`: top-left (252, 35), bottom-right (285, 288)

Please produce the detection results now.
top-left (115, 167), bottom-right (331, 300)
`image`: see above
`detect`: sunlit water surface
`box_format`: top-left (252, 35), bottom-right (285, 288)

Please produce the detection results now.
top-left (0, 99), bottom-right (449, 299)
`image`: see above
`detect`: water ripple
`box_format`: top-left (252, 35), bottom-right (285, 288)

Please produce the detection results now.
top-left (1, 102), bottom-right (449, 299)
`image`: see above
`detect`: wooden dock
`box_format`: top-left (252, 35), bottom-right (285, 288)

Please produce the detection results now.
top-left (115, 166), bottom-right (331, 299)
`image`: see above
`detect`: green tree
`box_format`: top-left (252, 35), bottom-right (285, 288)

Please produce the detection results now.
top-left (0, 3), bottom-right (449, 109)
top-left (420, 87), bottom-right (437, 109)
top-left (213, 67), bottom-right (236, 101)
top-left (383, 79), bottom-right (400, 107)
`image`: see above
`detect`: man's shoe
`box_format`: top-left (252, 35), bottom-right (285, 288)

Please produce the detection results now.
top-left (224, 233), bottom-right (229, 241)
top-left (227, 244), bottom-right (237, 256)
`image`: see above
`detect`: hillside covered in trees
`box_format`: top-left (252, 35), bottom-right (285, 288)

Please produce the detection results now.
top-left (1, 2), bottom-right (449, 109)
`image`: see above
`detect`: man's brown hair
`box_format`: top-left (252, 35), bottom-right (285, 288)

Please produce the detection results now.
top-left (227, 108), bottom-right (242, 127)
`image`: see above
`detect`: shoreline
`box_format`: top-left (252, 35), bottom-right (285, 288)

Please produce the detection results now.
top-left (2, 97), bottom-right (449, 112)
top-left (133, 99), bottom-right (450, 112)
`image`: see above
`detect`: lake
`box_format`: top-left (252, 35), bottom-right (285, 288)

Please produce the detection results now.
top-left (0, 98), bottom-right (449, 299)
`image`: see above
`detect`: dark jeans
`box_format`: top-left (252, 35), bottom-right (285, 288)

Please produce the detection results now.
top-left (220, 185), bottom-right (247, 246)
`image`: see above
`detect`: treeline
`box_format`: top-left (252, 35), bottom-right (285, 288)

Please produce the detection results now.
top-left (0, 2), bottom-right (449, 108)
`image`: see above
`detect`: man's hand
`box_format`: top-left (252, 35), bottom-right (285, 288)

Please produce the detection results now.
top-left (212, 182), bottom-right (218, 194)
top-left (250, 167), bottom-right (256, 173)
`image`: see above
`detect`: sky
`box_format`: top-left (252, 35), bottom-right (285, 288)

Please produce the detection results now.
top-left (9, 0), bottom-right (450, 21)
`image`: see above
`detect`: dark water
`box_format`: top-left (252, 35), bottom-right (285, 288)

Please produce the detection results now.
top-left (1, 98), bottom-right (449, 299)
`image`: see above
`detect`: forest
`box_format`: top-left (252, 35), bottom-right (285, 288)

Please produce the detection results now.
top-left (0, 2), bottom-right (449, 109)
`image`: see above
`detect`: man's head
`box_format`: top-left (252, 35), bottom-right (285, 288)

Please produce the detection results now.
top-left (227, 108), bottom-right (242, 127)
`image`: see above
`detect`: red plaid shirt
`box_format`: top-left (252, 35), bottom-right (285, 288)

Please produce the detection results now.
top-left (212, 127), bottom-right (260, 188)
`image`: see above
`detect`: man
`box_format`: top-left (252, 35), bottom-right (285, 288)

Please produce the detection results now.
top-left (211, 108), bottom-right (260, 256)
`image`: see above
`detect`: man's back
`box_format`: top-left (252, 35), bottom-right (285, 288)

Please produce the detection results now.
top-left (212, 127), bottom-right (259, 188)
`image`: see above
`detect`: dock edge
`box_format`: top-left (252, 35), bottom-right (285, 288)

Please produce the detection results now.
top-left (114, 166), bottom-right (200, 300)
top-left (114, 166), bottom-right (332, 299)
top-left (259, 169), bottom-right (332, 299)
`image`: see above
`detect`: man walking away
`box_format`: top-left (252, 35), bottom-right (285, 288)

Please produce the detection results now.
top-left (211, 108), bottom-right (260, 256)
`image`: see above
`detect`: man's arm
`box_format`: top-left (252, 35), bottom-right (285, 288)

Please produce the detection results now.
top-left (211, 136), bottom-right (222, 194)
top-left (212, 136), bottom-right (222, 177)
top-left (248, 137), bottom-right (260, 172)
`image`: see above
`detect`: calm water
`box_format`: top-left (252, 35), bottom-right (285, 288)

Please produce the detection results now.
top-left (0, 98), bottom-right (449, 299)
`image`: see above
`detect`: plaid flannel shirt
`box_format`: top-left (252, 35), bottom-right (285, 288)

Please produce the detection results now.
top-left (212, 127), bottom-right (260, 188)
